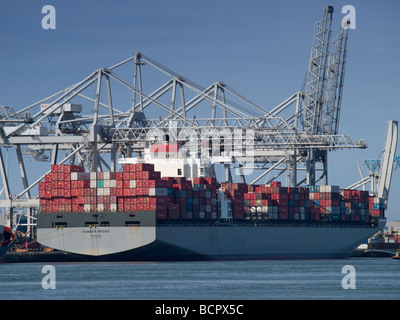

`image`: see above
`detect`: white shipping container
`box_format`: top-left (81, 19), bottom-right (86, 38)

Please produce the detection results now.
top-left (104, 188), bottom-right (110, 196)
top-left (130, 180), bottom-right (136, 188)
top-left (90, 180), bottom-right (97, 188)
top-left (104, 172), bottom-right (110, 179)
top-left (104, 180), bottom-right (110, 188)
top-left (149, 188), bottom-right (156, 196)
top-left (97, 204), bottom-right (104, 212)
top-left (84, 204), bottom-right (91, 212)
top-left (90, 172), bottom-right (97, 180)
top-left (97, 188), bottom-right (104, 196)
top-left (110, 204), bottom-right (117, 212)
top-left (110, 180), bottom-right (116, 188)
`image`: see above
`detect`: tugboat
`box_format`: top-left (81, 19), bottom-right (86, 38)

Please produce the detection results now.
top-left (0, 226), bottom-right (16, 260)
top-left (392, 250), bottom-right (400, 260)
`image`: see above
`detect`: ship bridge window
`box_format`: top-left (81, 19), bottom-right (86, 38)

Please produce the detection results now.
top-left (85, 222), bottom-right (98, 227)
top-left (125, 221), bottom-right (140, 227)
top-left (100, 221), bottom-right (110, 227)
top-left (52, 222), bottom-right (67, 228)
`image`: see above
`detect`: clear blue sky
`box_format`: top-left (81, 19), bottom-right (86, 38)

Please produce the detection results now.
top-left (0, 0), bottom-right (399, 220)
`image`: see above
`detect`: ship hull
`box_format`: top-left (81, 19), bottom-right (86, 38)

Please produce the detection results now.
top-left (37, 212), bottom-right (386, 261)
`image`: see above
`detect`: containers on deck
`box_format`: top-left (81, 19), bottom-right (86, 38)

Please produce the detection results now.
top-left (39, 164), bottom-right (384, 223)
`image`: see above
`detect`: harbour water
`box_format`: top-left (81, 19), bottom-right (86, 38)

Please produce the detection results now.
top-left (0, 258), bottom-right (399, 300)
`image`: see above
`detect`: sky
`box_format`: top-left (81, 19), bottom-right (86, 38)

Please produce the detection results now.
top-left (0, 0), bottom-right (399, 221)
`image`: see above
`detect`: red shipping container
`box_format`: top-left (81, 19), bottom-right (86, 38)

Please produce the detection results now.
top-left (279, 207), bottom-right (289, 220)
top-left (277, 199), bottom-right (289, 207)
top-left (74, 196), bottom-right (81, 204)
top-left (156, 210), bottom-right (168, 219)
top-left (270, 181), bottom-right (281, 187)
top-left (234, 210), bottom-right (244, 220)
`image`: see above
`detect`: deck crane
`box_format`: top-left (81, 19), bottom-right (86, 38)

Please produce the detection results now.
top-left (0, 6), bottom-right (370, 235)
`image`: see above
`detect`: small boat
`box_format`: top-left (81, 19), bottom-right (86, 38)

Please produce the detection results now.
top-left (0, 225), bottom-right (16, 260)
top-left (392, 250), bottom-right (400, 260)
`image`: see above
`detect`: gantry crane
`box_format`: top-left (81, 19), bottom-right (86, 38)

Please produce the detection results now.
top-left (0, 6), bottom-right (376, 235)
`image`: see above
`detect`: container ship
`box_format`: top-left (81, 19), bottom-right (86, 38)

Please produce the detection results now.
top-left (36, 160), bottom-right (386, 261)
top-left (19, 7), bottom-right (396, 261)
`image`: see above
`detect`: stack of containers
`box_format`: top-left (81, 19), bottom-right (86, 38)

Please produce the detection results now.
top-left (244, 185), bottom-right (274, 220)
top-left (308, 185), bottom-right (320, 221)
top-left (170, 176), bottom-right (188, 220)
top-left (271, 181), bottom-right (288, 220)
top-left (38, 164), bottom-right (384, 223)
top-left (90, 171), bottom-right (118, 212)
top-left (319, 185), bottom-right (341, 221)
top-left (369, 195), bottom-right (385, 219)
top-left (39, 164), bottom-right (85, 213)
top-left (193, 177), bottom-right (219, 220)
top-left (120, 163), bottom-right (172, 219)
top-left (220, 182), bottom-right (246, 220)
top-left (243, 182), bottom-right (311, 221)
top-left (343, 189), bottom-right (383, 222)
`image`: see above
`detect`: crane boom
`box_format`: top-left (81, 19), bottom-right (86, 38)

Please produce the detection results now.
top-left (377, 120), bottom-right (398, 209)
